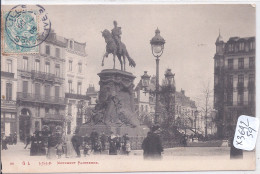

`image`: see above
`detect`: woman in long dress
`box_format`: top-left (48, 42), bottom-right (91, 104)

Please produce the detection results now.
top-left (47, 134), bottom-right (58, 159)
top-left (64, 134), bottom-right (77, 158)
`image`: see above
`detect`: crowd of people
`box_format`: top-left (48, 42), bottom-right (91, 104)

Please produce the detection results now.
top-left (1, 126), bottom-right (164, 160)
top-left (20, 130), bottom-right (132, 159)
top-left (1, 132), bottom-right (17, 150)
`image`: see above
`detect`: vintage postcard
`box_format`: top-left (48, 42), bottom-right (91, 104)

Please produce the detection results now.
top-left (1, 3), bottom-right (257, 173)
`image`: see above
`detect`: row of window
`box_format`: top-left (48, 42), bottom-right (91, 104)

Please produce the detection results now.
top-left (227, 57), bottom-right (255, 70)
top-left (176, 105), bottom-right (195, 116)
top-left (22, 81), bottom-right (60, 97)
top-left (45, 45), bottom-right (61, 58)
top-left (226, 91), bottom-right (255, 106)
top-left (22, 56), bottom-right (61, 76)
top-left (68, 81), bottom-right (82, 94)
top-left (227, 41), bottom-right (255, 52)
top-left (226, 74), bottom-right (255, 85)
top-left (68, 60), bottom-right (82, 73)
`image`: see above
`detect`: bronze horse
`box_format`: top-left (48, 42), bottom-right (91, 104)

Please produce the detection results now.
top-left (101, 29), bottom-right (136, 71)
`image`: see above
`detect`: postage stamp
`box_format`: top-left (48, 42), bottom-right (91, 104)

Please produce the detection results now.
top-left (2, 5), bottom-right (51, 54)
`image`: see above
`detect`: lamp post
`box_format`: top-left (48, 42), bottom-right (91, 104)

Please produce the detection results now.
top-left (150, 28), bottom-right (165, 124)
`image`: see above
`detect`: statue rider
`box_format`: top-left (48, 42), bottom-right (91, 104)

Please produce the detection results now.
top-left (111, 21), bottom-right (122, 53)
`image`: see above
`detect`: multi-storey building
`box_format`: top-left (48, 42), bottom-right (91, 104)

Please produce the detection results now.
top-left (1, 55), bottom-right (18, 137)
top-left (175, 89), bottom-right (198, 135)
top-left (16, 32), bottom-right (66, 141)
top-left (134, 71), bottom-right (156, 125)
top-left (64, 38), bottom-right (88, 134)
top-left (214, 34), bottom-right (255, 138)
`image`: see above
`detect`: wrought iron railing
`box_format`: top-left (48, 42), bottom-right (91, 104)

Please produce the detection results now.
top-left (1, 71), bottom-right (15, 78)
top-left (17, 92), bottom-right (65, 105)
top-left (31, 70), bottom-right (64, 83)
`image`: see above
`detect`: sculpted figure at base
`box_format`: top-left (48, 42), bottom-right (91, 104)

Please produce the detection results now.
top-left (101, 21), bottom-right (136, 71)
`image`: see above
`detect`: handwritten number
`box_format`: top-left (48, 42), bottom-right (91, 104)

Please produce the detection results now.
top-left (237, 135), bottom-right (245, 140)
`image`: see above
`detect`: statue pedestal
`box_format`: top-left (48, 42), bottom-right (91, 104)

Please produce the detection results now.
top-left (80, 69), bottom-right (148, 138)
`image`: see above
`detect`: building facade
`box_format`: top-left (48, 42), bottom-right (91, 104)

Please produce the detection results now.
top-left (134, 71), bottom-right (156, 125)
top-left (1, 55), bottom-right (18, 137)
top-left (64, 37), bottom-right (88, 134)
top-left (214, 34), bottom-right (255, 138)
top-left (16, 32), bottom-right (66, 141)
top-left (175, 89), bottom-right (198, 135)
top-left (135, 69), bottom-right (198, 134)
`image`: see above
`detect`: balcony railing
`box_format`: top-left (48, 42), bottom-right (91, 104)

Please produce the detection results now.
top-left (65, 93), bottom-right (90, 100)
top-left (31, 70), bottom-right (64, 83)
top-left (1, 99), bottom-right (16, 106)
top-left (45, 113), bottom-right (65, 121)
top-left (1, 71), bottom-right (15, 78)
top-left (224, 64), bottom-right (255, 73)
top-left (17, 92), bottom-right (65, 105)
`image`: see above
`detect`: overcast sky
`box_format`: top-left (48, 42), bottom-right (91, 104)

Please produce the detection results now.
top-left (41, 5), bottom-right (255, 100)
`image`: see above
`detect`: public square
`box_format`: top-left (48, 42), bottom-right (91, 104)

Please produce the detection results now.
top-left (2, 142), bottom-right (254, 161)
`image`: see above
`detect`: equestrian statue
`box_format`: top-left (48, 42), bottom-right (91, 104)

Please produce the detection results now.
top-left (101, 21), bottom-right (136, 71)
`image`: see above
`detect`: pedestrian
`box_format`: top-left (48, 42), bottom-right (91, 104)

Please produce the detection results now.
top-left (229, 128), bottom-right (243, 159)
top-left (71, 133), bottom-right (81, 158)
top-left (90, 129), bottom-right (99, 149)
top-left (13, 132), bottom-right (17, 145)
top-left (108, 132), bottom-right (117, 155)
top-left (47, 133), bottom-right (58, 159)
top-left (37, 132), bottom-right (46, 155)
top-left (142, 125), bottom-right (163, 160)
top-left (56, 141), bottom-right (63, 159)
top-left (30, 133), bottom-right (38, 156)
top-left (64, 134), bottom-right (76, 158)
top-left (125, 140), bottom-right (131, 155)
top-left (93, 140), bottom-right (102, 154)
top-left (100, 132), bottom-right (107, 151)
top-left (115, 135), bottom-right (121, 154)
top-left (122, 133), bottom-right (130, 154)
top-left (24, 135), bottom-right (31, 149)
top-left (2, 134), bottom-right (8, 150)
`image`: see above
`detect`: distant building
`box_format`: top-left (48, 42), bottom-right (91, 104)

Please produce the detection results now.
top-left (86, 84), bottom-right (99, 108)
top-left (175, 89), bottom-right (198, 135)
top-left (134, 71), bottom-right (156, 125)
top-left (214, 34), bottom-right (255, 138)
top-left (135, 69), bottom-right (198, 134)
top-left (1, 55), bottom-right (18, 137)
top-left (64, 36), bottom-right (88, 134)
top-left (16, 32), bottom-right (66, 141)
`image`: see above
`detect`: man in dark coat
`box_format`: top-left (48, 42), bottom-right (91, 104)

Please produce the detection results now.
top-left (72, 133), bottom-right (81, 157)
top-left (142, 125), bottom-right (163, 160)
top-left (13, 132), bottom-right (17, 145)
top-left (100, 132), bottom-right (107, 151)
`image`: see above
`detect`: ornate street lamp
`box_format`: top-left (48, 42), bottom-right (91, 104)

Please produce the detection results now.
top-left (164, 69), bottom-right (175, 86)
top-left (150, 28), bottom-right (165, 124)
top-left (141, 71), bottom-right (151, 90)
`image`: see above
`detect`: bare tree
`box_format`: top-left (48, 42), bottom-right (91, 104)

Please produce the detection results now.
top-left (195, 79), bottom-right (213, 138)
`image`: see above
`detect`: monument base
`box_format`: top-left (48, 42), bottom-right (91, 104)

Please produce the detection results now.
top-left (78, 69), bottom-right (149, 149)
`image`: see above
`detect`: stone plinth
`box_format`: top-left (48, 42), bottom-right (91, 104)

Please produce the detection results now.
top-left (79, 69), bottom-right (148, 137)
